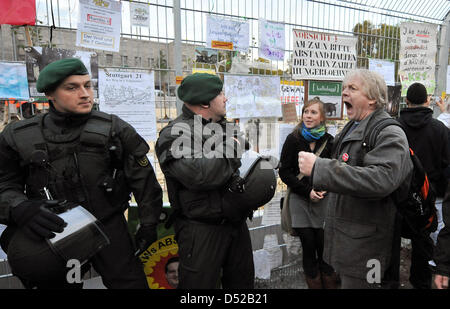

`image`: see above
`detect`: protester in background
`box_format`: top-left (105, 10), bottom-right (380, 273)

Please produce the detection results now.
top-left (155, 73), bottom-right (254, 289)
top-left (434, 182), bottom-right (450, 289)
top-left (279, 98), bottom-right (338, 289)
top-left (436, 97), bottom-right (450, 129)
top-left (0, 58), bottom-right (163, 289)
top-left (298, 69), bottom-right (413, 289)
top-left (398, 83), bottom-right (450, 289)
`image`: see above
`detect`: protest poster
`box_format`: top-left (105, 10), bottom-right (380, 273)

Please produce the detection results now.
top-left (369, 59), bottom-right (396, 86)
top-left (292, 30), bottom-right (357, 81)
top-left (25, 47), bottom-right (98, 98)
top-left (130, 2), bottom-right (150, 27)
top-left (306, 80), bottom-right (343, 120)
top-left (399, 22), bottom-right (437, 96)
top-left (76, 0), bottom-right (122, 52)
top-left (133, 205), bottom-right (178, 289)
top-left (206, 15), bottom-right (250, 52)
top-left (259, 19), bottom-right (285, 61)
top-left (280, 80), bottom-right (304, 120)
top-left (447, 65), bottom-right (450, 94)
top-left (140, 234), bottom-right (179, 289)
top-left (0, 62), bottom-right (30, 100)
top-left (282, 103), bottom-right (298, 123)
top-left (98, 69), bottom-right (157, 141)
top-left (386, 85), bottom-right (402, 117)
top-left (195, 47), bottom-right (218, 64)
top-left (224, 75), bottom-right (281, 119)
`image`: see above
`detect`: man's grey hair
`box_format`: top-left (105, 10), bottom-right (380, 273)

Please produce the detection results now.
top-left (343, 69), bottom-right (388, 109)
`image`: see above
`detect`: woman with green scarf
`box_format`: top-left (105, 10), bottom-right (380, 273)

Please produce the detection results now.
top-left (279, 98), bottom-right (338, 289)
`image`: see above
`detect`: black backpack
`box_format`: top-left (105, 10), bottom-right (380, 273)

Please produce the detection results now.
top-left (361, 118), bottom-right (438, 238)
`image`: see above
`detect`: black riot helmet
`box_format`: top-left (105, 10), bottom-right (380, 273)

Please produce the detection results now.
top-left (222, 151), bottom-right (278, 222)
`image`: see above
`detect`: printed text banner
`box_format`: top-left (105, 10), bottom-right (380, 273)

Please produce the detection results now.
top-left (76, 0), bottom-right (122, 52)
top-left (399, 22), bottom-right (437, 96)
top-left (292, 30), bottom-right (357, 81)
top-left (130, 2), bottom-right (150, 27)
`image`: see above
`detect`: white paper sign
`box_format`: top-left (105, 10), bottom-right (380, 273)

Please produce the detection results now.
top-left (369, 59), bottom-right (396, 86)
top-left (99, 69), bottom-right (157, 141)
top-left (206, 15), bottom-right (250, 52)
top-left (447, 65), bottom-right (450, 94)
top-left (0, 62), bottom-right (30, 100)
top-left (399, 22), bottom-right (437, 96)
top-left (225, 75), bottom-right (281, 119)
top-left (292, 29), bottom-right (357, 81)
top-left (259, 19), bottom-right (285, 61)
top-left (130, 2), bottom-right (149, 27)
top-left (76, 0), bottom-right (122, 52)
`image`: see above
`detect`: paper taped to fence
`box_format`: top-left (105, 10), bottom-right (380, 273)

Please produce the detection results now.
top-left (292, 30), bottom-right (357, 81)
top-left (206, 15), bottom-right (250, 52)
top-left (399, 22), bottom-right (437, 96)
top-left (0, 62), bottom-right (30, 100)
top-left (369, 59), bottom-right (396, 86)
top-left (259, 19), bottom-right (285, 61)
top-left (76, 0), bottom-right (122, 52)
top-left (99, 69), bottom-right (157, 141)
top-left (225, 75), bottom-right (281, 119)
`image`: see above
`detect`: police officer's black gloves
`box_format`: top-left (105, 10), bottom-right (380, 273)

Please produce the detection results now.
top-left (11, 200), bottom-right (67, 240)
top-left (134, 223), bottom-right (157, 256)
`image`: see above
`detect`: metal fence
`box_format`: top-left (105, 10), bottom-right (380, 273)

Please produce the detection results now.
top-left (0, 0), bottom-right (449, 282)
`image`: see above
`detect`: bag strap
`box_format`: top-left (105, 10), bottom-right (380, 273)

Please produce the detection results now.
top-left (297, 137), bottom-right (329, 181)
top-left (355, 118), bottom-right (404, 167)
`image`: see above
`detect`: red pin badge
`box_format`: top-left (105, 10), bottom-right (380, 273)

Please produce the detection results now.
top-left (342, 153), bottom-right (349, 162)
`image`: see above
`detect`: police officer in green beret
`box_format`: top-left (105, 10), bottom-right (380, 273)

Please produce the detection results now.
top-left (155, 73), bottom-right (255, 289)
top-left (0, 58), bottom-right (163, 289)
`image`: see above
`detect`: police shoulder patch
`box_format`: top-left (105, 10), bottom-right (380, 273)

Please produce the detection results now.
top-left (136, 156), bottom-right (150, 167)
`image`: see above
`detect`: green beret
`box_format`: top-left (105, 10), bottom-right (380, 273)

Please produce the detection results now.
top-left (36, 58), bottom-right (89, 93)
top-left (177, 73), bottom-right (223, 105)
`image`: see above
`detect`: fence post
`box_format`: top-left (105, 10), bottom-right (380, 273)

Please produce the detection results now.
top-left (173, 0), bottom-right (183, 117)
top-left (436, 12), bottom-right (450, 99)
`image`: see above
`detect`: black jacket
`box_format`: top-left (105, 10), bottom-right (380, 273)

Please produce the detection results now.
top-left (0, 107), bottom-right (163, 226)
top-left (279, 128), bottom-right (333, 199)
top-left (434, 182), bottom-right (450, 276)
top-left (155, 105), bottom-right (243, 223)
top-left (399, 107), bottom-right (450, 197)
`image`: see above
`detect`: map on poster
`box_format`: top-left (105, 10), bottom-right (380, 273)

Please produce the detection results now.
top-left (225, 75), bottom-right (281, 119)
top-left (99, 69), bottom-right (157, 141)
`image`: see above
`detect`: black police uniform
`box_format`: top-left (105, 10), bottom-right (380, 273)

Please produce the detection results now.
top-left (0, 106), bottom-right (163, 289)
top-left (155, 105), bottom-right (255, 289)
